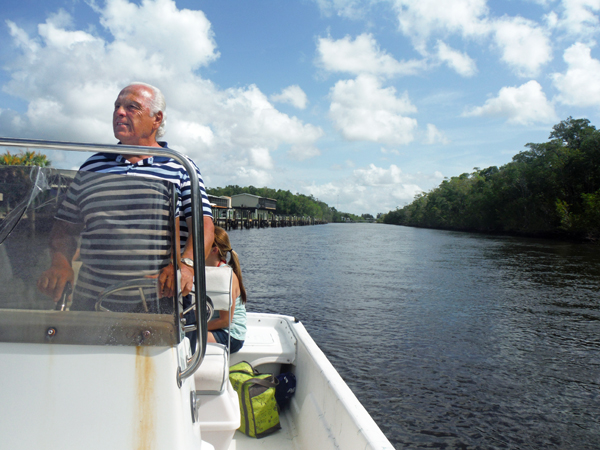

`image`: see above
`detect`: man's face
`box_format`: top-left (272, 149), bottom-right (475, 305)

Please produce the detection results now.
top-left (113, 85), bottom-right (162, 146)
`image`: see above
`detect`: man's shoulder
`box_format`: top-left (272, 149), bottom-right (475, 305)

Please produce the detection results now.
top-left (158, 142), bottom-right (201, 171)
top-left (79, 152), bottom-right (117, 171)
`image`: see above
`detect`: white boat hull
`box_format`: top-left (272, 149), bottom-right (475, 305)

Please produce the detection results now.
top-left (0, 341), bottom-right (207, 450)
top-left (226, 313), bottom-right (394, 450)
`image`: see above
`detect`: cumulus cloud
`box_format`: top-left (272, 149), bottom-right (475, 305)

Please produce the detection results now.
top-left (424, 123), bottom-right (450, 144)
top-left (0, 0), bottom-right (324, 177)
top-left (552, 42), bottom-right (600, 107)
top-left (463, 80), bottom-right (558, 125)
top-left (354, 163), bottom-right (404, 185)
top-left (391, 0), bottom-right (490, 52)
top-left (305, 163), bottom-right (432, 214)
top-left (435, 41), bottom-right (477, 76)
top-left (329, 75), bottom-right (418, 145)
top-left (270, 85), bottom-right (308, 109)
top-left (249, 147), bottom-right (274, 170)
top-left (316, 33), bottom-right (426, 77)
top-left (555, 0), bottom-right (600, 37)
top-left (233, 166), bottom-right (273, 187)
top-left (96, 0), bottom-right (219, 71)
top-left (389, 0), bottom-right (554, 76)
top-left (492, 16), bottom-right (552, 77)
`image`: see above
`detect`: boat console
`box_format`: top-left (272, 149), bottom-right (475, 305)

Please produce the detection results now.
top-left (0, 139), bottom-right (235, 450)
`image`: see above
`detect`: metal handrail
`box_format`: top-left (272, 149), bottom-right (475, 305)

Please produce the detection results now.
top-left (0, 137), bottom-right (208, 386)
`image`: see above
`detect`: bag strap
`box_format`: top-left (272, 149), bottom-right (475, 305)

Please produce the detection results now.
top-left (244, 376), bottom-right (278, 389)
top-left (230, 368), bottom-right (258, 376)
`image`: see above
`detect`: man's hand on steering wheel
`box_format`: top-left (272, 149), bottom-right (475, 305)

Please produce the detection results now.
top-left (157, 262), bottom-right (194, 298)
top-left (179, 263), bottom-right (194, 297)
top-left (37, 258), bottom-right (75, 302)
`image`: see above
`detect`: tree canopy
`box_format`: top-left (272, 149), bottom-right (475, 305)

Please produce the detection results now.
top-left (381, 117), bottom-right (600, 240)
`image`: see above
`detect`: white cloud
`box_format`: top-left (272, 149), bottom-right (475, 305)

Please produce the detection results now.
top-left (390, 0), bottom-right (555, 76)
top-left (424, 123), bottom-right (450, 144)
top-left (552, 42), bottom-right (600, 107)
top-left (316, 33), bottom-right (426, 77)
top-left (556, 0), bottom-right (600, 37)
top-left (249, 147), bottom-right (274, 170)
top-left (233, 166), bottom-right (273, 187)
top-left (435, 41), bottom-right (477, 76)
top-left (270, 85), bottom-right (308, 109)
top-left (354, 163), bottom-right (404, 185)
top-left (38, 10), bottom-right (99, 48)
top-left (463, 80), bottom-right (558, 125)
top-left (0, 0), bottom-right (324, 174)
top-left (304, 163), bottom-right (433, 214)
top-left (329, 75), bottom-right (418, 145)
top-left (97, 0), bottom-right (219, 71)
top-left (492, 16), bottom-right (552, 77)
top-left (391, 0), bottom-right (490, 52)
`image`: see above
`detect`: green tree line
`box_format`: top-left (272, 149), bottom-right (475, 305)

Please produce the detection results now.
top-left (0, 150), bottom-right (50, 167)
top-left (382, 117), bottom-right (600, 240)
top-left (207, 185), bottom-right (358, 222)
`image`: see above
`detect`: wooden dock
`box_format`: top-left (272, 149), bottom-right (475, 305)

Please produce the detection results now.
top-left (214, 216), bottom-right (327, 230)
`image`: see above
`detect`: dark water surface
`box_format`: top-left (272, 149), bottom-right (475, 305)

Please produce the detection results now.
top-left (228, 223), bottom-right (600, 449)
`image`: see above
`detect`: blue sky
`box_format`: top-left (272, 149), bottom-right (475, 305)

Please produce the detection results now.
top-left (1, 0), bottom-right (600, 215)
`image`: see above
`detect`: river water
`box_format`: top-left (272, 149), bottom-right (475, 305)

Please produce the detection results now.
top-left (227, 223), bottom-right (600, 450)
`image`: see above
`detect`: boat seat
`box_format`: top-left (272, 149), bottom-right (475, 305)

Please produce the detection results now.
top-left (193, 266), bottom-right (233, 394)
top-left (229, 314), bottom-right (297, 373)
top-left (193, 343), bottom-right (229, 393)
top-left (193, 266), bottom-right (240, 450)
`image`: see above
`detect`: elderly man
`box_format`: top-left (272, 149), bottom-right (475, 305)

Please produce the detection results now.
top-left (38, 82), bottom-right (214, 311)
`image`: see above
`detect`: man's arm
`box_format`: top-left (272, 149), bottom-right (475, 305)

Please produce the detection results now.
top-left (37, 220), bottom-right (82, 302)
top-left (159, 216), bottom-right (215, 298)
top-left (178, 216), bottom-right (214, 297)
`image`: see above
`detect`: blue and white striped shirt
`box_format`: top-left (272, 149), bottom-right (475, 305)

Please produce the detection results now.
top-left (76, 144), bottom-right (212, 248)
top-left (54, 144), bottom-right (212, 311)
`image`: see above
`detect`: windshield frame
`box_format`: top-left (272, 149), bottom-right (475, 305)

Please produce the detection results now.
top-left (0, 138), bottom-right (208, 381)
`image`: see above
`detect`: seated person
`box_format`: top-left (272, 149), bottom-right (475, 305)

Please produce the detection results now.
top-left (206, 226), bottom-right (246, 353)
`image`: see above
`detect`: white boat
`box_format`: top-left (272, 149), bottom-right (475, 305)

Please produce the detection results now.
top-left (0, 138), bottom-right (395, 450)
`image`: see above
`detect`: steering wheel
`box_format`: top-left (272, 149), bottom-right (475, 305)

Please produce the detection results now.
top-left (180, 293), bottom-right (215, 329)
top-left (95, 278), bottom-right (160, 312)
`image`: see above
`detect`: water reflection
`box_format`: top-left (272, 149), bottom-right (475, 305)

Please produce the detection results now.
top-left (229, 224), bottom-right (600, 449)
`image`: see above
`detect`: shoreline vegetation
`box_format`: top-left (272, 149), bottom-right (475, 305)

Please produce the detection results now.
top-left (381, 118), bottom-right (600, 243)
top-left (0, 151), bottom-right (374, 224)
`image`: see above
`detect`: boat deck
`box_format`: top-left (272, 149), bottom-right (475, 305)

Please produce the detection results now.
top-left (228, 412), bottom-right (296, 450)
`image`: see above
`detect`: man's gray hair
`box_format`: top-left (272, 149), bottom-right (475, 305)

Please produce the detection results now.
top-left (128, 82), bottom-right (167, 138)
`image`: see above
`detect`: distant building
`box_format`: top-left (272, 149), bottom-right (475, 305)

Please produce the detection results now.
top-left (207, 195), bottom-right (232, 220)
top-left (230, 193), bottom-right (276, 221)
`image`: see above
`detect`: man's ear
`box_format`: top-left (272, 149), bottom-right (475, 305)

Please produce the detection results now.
top-left (153, 111), bottom-right (163, 131)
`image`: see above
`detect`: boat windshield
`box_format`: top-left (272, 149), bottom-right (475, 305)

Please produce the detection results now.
top-left (0, 165), bottom-right (180, 347)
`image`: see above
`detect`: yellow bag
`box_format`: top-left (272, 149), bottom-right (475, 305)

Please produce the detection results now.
top-left (229, 361), bottom-right (281, 438)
